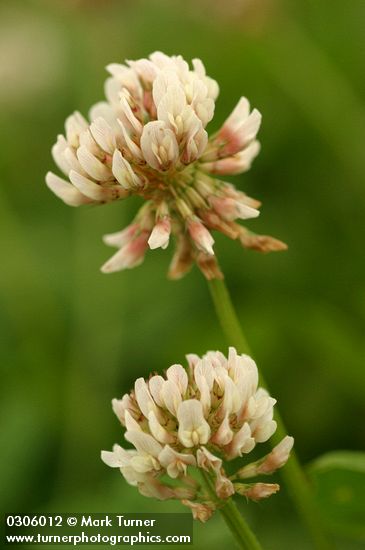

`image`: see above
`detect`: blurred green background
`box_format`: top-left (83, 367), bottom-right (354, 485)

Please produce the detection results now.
top-left (1, 0), bottom-right (364, 548)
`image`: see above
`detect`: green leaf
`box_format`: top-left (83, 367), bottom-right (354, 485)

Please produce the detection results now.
top-left (308, 451), bottom-right (365, 541)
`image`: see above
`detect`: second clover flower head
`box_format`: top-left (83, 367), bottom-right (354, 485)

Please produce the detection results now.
top-left (101, 347), bottom-right (294, 521)
top-left (46, 51), bottom-right (287, 280)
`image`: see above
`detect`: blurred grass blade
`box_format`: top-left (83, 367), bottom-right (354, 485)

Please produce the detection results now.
top-left (257, 18), bottom-right (365, 185)
top-left (308, 451), bottom-right (365, 541)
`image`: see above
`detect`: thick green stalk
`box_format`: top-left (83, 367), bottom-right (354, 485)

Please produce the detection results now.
top-left (208, 278), bottom-right (333, 550)
top-left (200, 470), bottom-right (262, 550)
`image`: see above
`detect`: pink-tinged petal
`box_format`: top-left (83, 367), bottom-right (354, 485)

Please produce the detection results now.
top-left (100, 231), bottom-right (149, 273)
top-left (202, 97), bottom-right (261, 160)
top-left (177, 400), bottom-right (210, 448)
top-left (103, 224), bottom-right (139, 249)
top-left (210, 413), bottom-right (233, 446)
top-left (167, 234), bottom-right (194, 280)
top-left (201, 141), bottom-right (260, 175)
top-left (187, 219), bottom-right (214, 255)
top-left (236, 482), bottom-right (280, 501)
top-left (196, 447), bottom-right (222, 473)
top-left (45, 172), bottom-right (92, 207)
top-left (220, 97), bottom-right (250, 133)
top-left (239, 228), bottom-right (288, 253)
top-left (148, 217), bottom-right (171, 250)
top-left (196, 252), bottom-right (224, 281)
top-left (259, 436), bottom-right (294, 475)
top-left (215, 475), bottom-right (235, 499)
top-left (209, 196), bottom-right (259, 222)
top-left (138, 477), bottom-right (181, 501)
top-left (181, 500), bottom-right (215, 522)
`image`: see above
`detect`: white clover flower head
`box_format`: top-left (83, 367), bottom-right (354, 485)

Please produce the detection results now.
top-left (46, 51), bottom-right (287, 279)
top-left (101, 347), bottom-right (294, 520)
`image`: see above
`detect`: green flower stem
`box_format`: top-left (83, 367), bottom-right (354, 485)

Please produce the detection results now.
top-left (207, 278), bottom-right (333, 550)
top-left (200, 470), bottom-right (263, 550)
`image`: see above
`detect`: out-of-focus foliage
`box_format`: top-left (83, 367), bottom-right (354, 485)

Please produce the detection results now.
top-left (1, 0), bottom-right (364, 548)
top-left (308, 452), bottom-right (365, 541)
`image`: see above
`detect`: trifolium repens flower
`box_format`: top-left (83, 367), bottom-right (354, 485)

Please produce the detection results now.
top-left (46, 52), bottom-right (286, 279)
top-left (101, 347), bottom-right (293, 521)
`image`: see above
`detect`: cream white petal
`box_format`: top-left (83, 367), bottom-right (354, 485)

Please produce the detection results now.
top-left (90, 117), bottom-right (116, 154)
top-left (158, 445), bottom-right (196, 478)
top-left (65, 111), bottom-right (88, 148)
top-left (148, 411), bottom-right (175, 445)
top-left (124, 410), bottom-right (142, 432)
top-left (64, 147), bottom-right (86, 175)
top-left (134, 377), bottom-right (159, 418)
top-left (227, 422), bottom-right (255, 458)
top-left (140, 121), bottom-right (179, 171)
top-left (112, 150), bottom-right (141, 189)
top-left (51, 135), bottom-right (71, 176)
top-left (45, 172), bottom-right (91, 207)
top-left (165, 364), bottom-right (188, 395)
top-left (69, 170), bottom-right (123, 202)
top-left (152, 69), bottom-right (181, 107)
top-left (79, 129), bottom-right (101, 157)
top-left (252, 420), bottom-right (277, 443)
top-left (160, 379), bottom-right (182, 417)
top-left (118, 120), bottom-right (144, 162)
top-left (148, 375), bottom-right (165, 407)
top-left (125, 430), bottom-right (163, 458)
top-left (101, 444), bottom-right (134, 468)
top-left (177, 399), bottom-right (210, 448)
top-left (120, 94), bottom-right (143, 135)
top-left (77, 146), bottom-right (111, 181)
top-left (148, 219), bottom-right (171, 250)
top-left (223, 97), bottom-right (250, 133)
